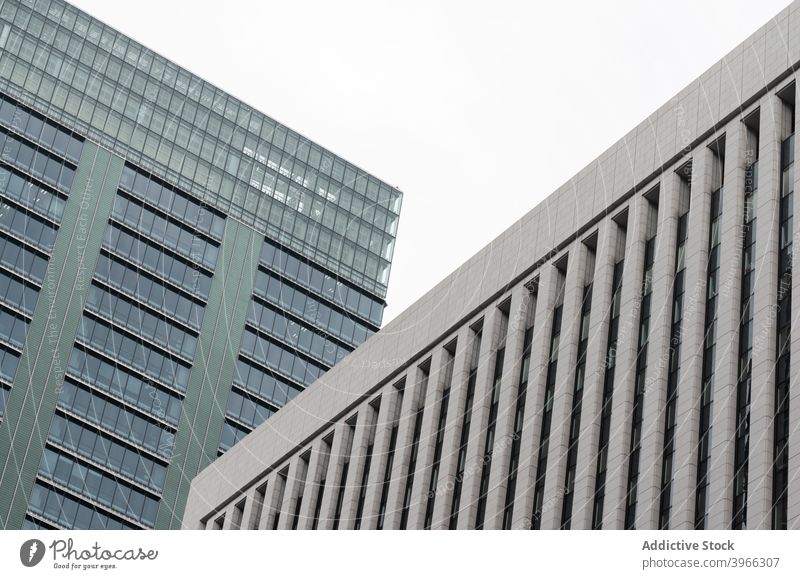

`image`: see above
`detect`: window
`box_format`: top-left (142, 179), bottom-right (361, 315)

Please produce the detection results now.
top-left (231, 499), bottom-right (245, 530)
top-left (249, 482), bottom-right (267, 529)
top-left (531, 303), bottom-right (563, 529)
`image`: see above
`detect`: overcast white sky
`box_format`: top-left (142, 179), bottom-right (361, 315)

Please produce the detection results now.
top-left (71, 0), bottom-right (792, 323)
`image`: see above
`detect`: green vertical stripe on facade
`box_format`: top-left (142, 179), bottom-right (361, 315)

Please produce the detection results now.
top-left (156, 218), bottom-right (260, 529)
top-left (0, 143), bottom-right (123, 529)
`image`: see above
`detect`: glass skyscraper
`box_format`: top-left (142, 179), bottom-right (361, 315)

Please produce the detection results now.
top-left (0, 0), bottom-right (402, 530)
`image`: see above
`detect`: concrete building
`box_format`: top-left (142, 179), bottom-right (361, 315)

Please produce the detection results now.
top-left (184, 2), bottom-right (800, 530)
top-left (0, 0), bottom-right (402, 530)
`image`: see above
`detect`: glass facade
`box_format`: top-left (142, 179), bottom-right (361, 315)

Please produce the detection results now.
top-left (28, 164), bottom-right (218, 529)
top-left (0, 90), bottom-right (78, 423)
top-left (0, 0), bottom-right (401, 530)
top-left (0, 0), bottom-right (401, 298)
top-left (219, 238), bottom-right (380, 453)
